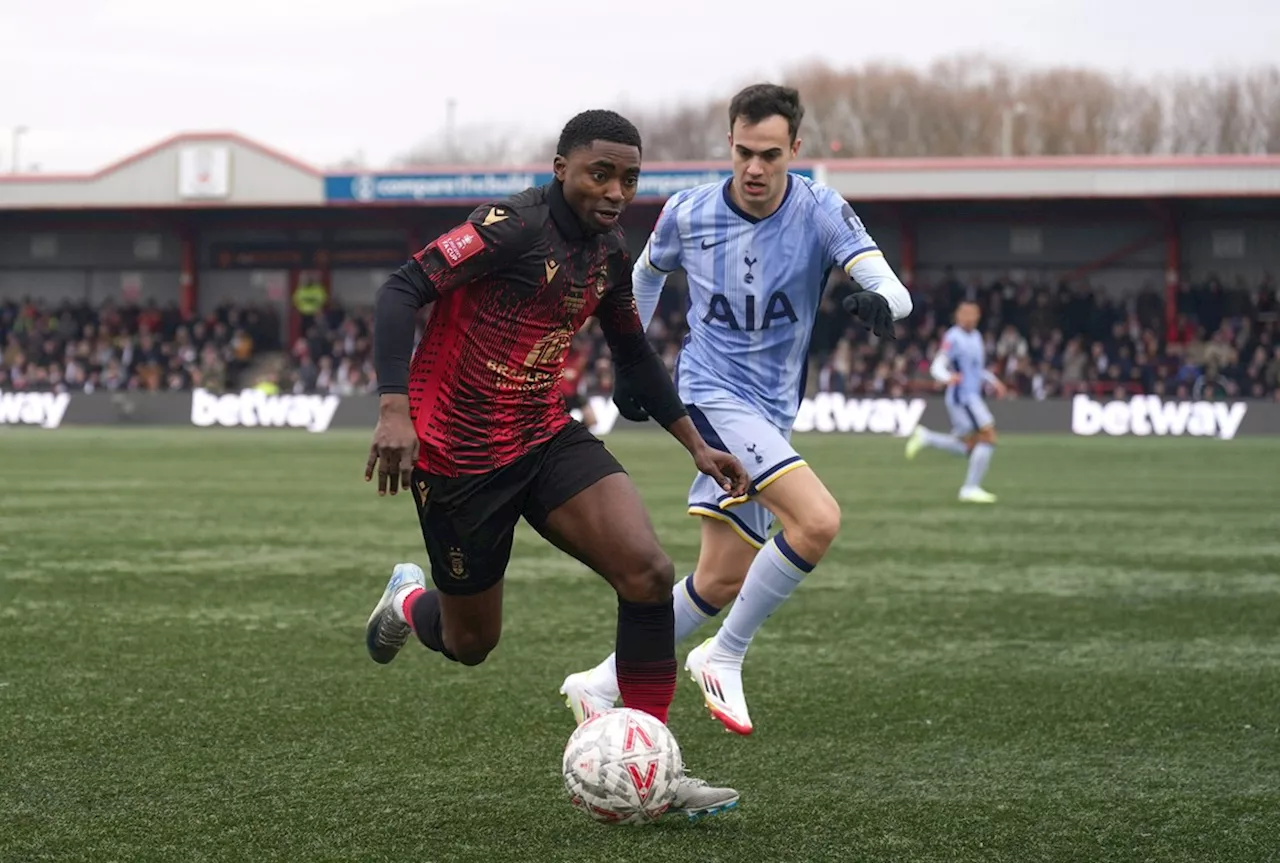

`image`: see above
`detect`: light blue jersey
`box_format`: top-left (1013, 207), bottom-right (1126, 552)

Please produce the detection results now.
top-left (630, 173), bottom-right (912, 546)
top-left (939, 325), bottom-right (988, 403)
top-left (933, 324), bottom-right (996, 434)
top-left (633, 173), bottom-right (903, 431)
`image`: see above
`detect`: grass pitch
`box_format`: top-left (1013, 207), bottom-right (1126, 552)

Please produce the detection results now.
top-left (2, 428), bottom-right (1278, 863)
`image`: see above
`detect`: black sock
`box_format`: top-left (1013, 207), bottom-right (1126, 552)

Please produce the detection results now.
top-left (615, 598), bottom-right (676, 724)
top-left (409, 589), bottom-right (458, 662)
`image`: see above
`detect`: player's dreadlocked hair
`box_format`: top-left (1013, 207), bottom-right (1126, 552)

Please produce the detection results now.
top-left (556, 109), bottom-right (643, 158)
top-left (729, 83), bottom-right (805, 143)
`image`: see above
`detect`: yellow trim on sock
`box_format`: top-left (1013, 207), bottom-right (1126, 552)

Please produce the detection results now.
top-left (768, 539), bottom-right (811, 578)
top-left (678, 580), bottom-right (714, 619)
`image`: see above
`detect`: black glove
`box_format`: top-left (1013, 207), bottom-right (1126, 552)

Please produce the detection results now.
top-left (842, 289), bottom-right (896, 339)
top-left (611, 371), bottom-right (650, 423)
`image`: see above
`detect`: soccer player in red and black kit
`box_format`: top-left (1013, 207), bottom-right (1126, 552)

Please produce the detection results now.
top-left (361, 110), bottom-right (747, 820)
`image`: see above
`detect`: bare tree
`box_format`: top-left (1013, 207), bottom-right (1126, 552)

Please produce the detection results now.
top-left (1248, 68), bottom-right (1280, 152)
top-left (393, 123), bottom-right (540, 167)
top-left (358, 54), bottom-right (1280, 164)
top-left (1166, 75), bottom-right (1220, 155)
top-left (631, 54), bottom-right (1280, 158)
top-left (1112, 78), bottom-right (1165, 154)
top-left (328, 151), bottom-right (367, 171)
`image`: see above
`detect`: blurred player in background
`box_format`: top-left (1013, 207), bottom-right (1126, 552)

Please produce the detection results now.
top-left (561, 84), bottom-right (913, 736)
top-left (363, 109), bottom-right (747, 819)
top-left (905, 299), bottom-right (1006, 502)
top-left (561, 335), bottom-right (596, 428)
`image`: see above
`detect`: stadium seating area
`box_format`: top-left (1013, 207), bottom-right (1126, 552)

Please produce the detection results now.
top-left (4, 273), bottom-right (1278, 401)
top-left (0, 298), bottom-right (282, 394)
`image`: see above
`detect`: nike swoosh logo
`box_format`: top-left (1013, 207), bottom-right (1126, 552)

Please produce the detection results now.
top-left (701, 238), bottom-right (727, 250)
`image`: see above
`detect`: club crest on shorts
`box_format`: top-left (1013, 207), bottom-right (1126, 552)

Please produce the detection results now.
top-left (448, 547), bottom-right (466, 578)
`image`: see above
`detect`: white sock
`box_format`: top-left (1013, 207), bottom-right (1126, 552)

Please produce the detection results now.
top-left (391, 583), bottom-right (421, 624)
top-left (964, 442), bottom-right (994, 490)
top-left (922, 428), bottom-right (968, 457)
top-left (589, 575), bottom-right (720, 700)
top-left (713, 534), bottom-right (811, 659)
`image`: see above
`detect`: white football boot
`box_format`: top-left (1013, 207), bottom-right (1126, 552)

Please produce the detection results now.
top-left (559, 667), bottom-right (619, 726)
top-left (685, 637), bottom-right (753, 736)
top-left (668, 767), bottom-right (740, 821)
top-left (364, 563), bottom-right (427, 664)
top-left (958, 486), bottom-right (997, 504)
top-left (905, 425), bottom-right (926, 460)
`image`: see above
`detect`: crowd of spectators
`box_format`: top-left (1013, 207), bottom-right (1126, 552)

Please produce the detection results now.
top-left (4, 270), bottom-right (1278, 403)
top-left (789, 269), bottom-right (1280, 403)
top-left (0, 298), bottom-right (281, 394)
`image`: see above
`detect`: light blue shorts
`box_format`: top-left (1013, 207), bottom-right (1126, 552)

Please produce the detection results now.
top-left (947, 394), bottom-right (995, 436)
top-left (685, 398), bottom-right (807, 549)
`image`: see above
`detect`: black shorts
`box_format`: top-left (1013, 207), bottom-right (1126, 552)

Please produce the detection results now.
top-left (410, 419), bottom-right (625, 596)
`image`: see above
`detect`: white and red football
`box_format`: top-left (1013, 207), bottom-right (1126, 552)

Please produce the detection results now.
top-left (562, 708), bottom-right (681, 825)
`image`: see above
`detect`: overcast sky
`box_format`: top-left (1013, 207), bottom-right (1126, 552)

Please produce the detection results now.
top-left (3, 0), bottom-right (1278, 173)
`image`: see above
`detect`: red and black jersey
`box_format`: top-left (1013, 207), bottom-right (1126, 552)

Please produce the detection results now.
top-left (376, 181), bottom-right (644, 476)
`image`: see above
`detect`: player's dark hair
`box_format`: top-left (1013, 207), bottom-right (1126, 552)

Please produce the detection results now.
top-left (556, 110), bottom-right (643, 158)
top-left (729, 84), bottom-right (805, 143)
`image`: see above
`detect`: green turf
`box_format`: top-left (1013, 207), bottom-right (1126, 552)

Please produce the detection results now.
top-left (2, 428), bottom-right (1278, 863)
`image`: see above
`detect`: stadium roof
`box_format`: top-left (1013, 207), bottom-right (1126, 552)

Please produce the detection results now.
top-left (0, 132), bottom-right (324, 210)
top-left (2, 131), bottom-right (1279, 210)
top-left (818, 155), bottom-right (1280, 201)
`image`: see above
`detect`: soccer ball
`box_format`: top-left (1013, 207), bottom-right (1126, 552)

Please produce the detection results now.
top-left (562, 708), bottom-right (681, 825)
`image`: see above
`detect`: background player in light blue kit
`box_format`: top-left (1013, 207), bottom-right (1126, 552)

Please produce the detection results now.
top-left (562, 84), bottom-right (913, 735)
top-left (905, 299), bottom-right (1006, 502)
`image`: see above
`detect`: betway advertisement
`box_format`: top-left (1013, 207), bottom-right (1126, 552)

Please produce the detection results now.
top-left (190, 388), bottom-right (340, 433)
top-left (579, 393), bottom-right (1269, 440)
top-left (3, 392), bottom-right (1278, 438)
top-left (573, 394), bottom-right (933, 437)
top-left (1070, 395), bottom-right (1249, 440)
top-left (792, 394), bottom-right (926, 436)
top-left (0, 390), bottom-right (71, 429)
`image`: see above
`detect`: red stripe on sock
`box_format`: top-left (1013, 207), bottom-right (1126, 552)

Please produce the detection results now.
top-left (400, 588), bottom-right (426, 633)
top-left (616, 659), bottom-right (677, 724)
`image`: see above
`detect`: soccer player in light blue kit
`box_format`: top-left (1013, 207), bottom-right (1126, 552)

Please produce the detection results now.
top-left (905, 300), bottom-right (1006, 502)
top-left (562, 84), bottom-right (913, 735)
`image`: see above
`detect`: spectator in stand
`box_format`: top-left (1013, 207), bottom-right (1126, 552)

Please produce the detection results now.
top-left (0, 297), bottom-right (279, 394)
top-left (5, 271), bottom-right (1278, 403)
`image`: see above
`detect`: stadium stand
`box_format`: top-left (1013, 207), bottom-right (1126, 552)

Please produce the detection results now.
top-left (5, 271), bottom-right (1276, 402)
top-left (0, 297), bottom-right (281, 394)
top-left (5, 134), bottom-right (1280, 418)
